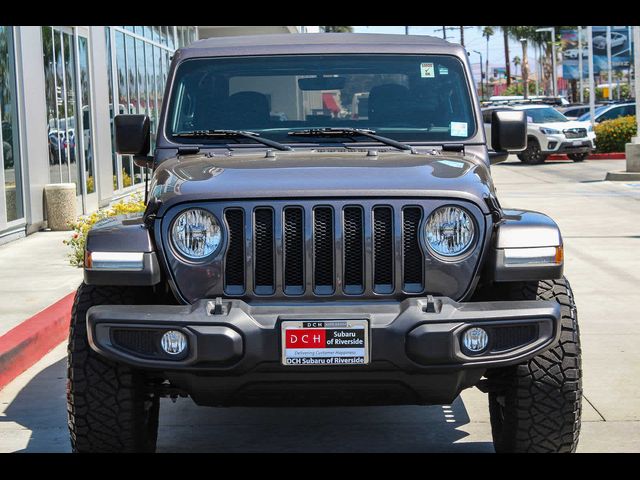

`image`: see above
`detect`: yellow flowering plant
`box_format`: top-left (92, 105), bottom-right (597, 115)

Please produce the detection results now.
top-left (594, 115), bottom-right (637, 153)
top-left (64, 194), bottom-right (147, 267)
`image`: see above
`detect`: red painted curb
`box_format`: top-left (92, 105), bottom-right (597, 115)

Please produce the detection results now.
top-left (548, 153), bottom-right (626, 160)
top-left (0, 292), bottom-right (75, 390)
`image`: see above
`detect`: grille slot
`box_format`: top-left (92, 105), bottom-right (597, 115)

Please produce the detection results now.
top-left (343, 207), bottom-right (364, 294)
top-left (112, 329), bottom-right (159, 357)
top-left (224, 209), bottom-right (245, 294)
top-left (283, 207), bottom-right (305, 295)
top-left (402, 207), bottom-right (424, 292)
top-left (373, 206), bottom-right (394, 293)
top-left (490, 324), bottom-right (538, 352)
top-left (313, 207), bottom-right (335, 294)
top-left (254, 208), bottom-right (275, 295)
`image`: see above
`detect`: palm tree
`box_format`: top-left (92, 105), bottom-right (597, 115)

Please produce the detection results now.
top-left (513, 55), bottom-right (521, 78)
top-left (482, 27), bottom-right (494, 96)
top-left (501, 27), bottom-right (512, 87)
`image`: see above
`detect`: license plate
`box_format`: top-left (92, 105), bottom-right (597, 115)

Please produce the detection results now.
top-left (281, 320), bottom-right (369, 366)
top-left (572, 140), bottom-right (584, 146)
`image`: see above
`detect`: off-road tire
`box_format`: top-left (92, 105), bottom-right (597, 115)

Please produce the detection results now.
top-left (486, 277), bottom-right (582, 453)
top-left (517, 138), bottom-right (548, 165)
top-left (67, 283), bottom-right (160, 453)
top-left (568, 153), bottom-right (588, 162)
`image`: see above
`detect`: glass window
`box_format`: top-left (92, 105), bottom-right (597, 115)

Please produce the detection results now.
top-left (134, 38), bottom-right (146, 184)
top-left (1, 26), bottom-right (24, 223)
top-left (123, 34), bottom-right (136, 186)
top-left (62, 31), bottom-right (80, 195)
top-left (105, 28), bottom-right (118, 191)
top-left (144, 26), bottom-right (153, 41)
top-left (78, 35), bottom-right (94, 194)
top-left (523, 107), bottom-right (569, 124)
top-left (167, 55), bottom-right (478, 144)
top-left (42, 26), bottom-right (61, 185)
top-left (167, 26), bottom-right (175, 50)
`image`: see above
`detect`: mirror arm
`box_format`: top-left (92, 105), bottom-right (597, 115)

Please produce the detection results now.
top-left (489, 151), bottom-right (509, 165)
top-left (133, 155), bottom-right (154, 169)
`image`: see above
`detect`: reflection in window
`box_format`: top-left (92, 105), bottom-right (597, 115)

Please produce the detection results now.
top-left (1, 26), bottom-right (24, 223)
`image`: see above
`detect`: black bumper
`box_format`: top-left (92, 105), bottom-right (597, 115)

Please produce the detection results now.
top-left (86, 297), bottom-right (560, 406)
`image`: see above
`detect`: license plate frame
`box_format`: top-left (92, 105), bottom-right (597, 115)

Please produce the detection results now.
top-left (572, 140), bottom-right (584, 146)
top-left (281, 319), bottom-right (369, 366)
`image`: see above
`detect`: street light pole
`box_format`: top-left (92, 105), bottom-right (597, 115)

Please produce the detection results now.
top-left (473, 50), bottom-right (484, 100)
top-left (588, 26), bottom-right (596, 128)
top-left (634, 25), bottom-right (640, 143)
top-left (405, 26), bottom-right (409, 35)
top-left (578, 26), bottom-right (584, 103)
top-left (607, 26), bottom-right (613, 100)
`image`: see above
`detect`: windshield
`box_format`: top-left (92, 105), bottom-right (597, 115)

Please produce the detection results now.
top-left (523, 107), bottom-right (569, 124)
top-left (578, 106), bottom-right (607, 122)
top-left (166, 55), bottom-right (477, 145)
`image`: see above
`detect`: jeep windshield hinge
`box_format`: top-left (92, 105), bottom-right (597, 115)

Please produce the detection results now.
top-left (441, 144), bottom-right (465, 154)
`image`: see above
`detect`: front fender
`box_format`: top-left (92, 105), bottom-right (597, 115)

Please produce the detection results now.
top-left (490, 209), bottom-right (563, 282)
top-left (84, 214), bottom-right (161, 286)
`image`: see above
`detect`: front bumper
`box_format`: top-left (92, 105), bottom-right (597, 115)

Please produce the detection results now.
top-left (86, 297), bottom-right (561, 406)
top-left (542, 135), bottom-right (595, 154)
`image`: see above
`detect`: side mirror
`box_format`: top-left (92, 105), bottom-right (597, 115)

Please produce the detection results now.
top-left (115, 113), bottom-right (150, 153)
top-left (491, 110), bottom-right (526, 153)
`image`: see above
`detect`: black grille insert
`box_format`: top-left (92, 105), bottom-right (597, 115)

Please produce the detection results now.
top-left (343, 207), bottom-right (364, 294)
top-left (402, 207), bottom-right (424, 292)
top-left (313, 207), bottom-right (334, 294)
top-left (490, 324), bottom-right (538, 352)
top-left (373, 206), bottom-right (394, 293)
top-left (112, 329), bottom-right (159, 357)
top-left (283, 207), bottom-right (304, 295)
top-left (224, 209), bottom-right (245, 294)
top-left (254, 208), bottom-right (275, 295)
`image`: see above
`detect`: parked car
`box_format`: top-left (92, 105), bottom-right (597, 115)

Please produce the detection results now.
top-left (68, 33), bottom-right (582, 454)
top-left (563, 47), bottom-right (589, 59)
top-left (577, 102), bottom-right (636, 124)
top-left (593, 32), bottom-right (626, 50)
top-left (484, 104), bottom-right (595, 163)
top-left (557, 104), bottom-right (592, 119)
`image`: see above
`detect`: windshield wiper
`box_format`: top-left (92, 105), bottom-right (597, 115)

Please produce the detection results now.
top-left (174, 129), bottom-right (293, 151)
top-left (288, 127), bottom-right (415, 152)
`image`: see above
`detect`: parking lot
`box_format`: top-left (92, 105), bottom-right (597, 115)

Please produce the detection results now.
top-left (1, 157), bottom-right (639, 453)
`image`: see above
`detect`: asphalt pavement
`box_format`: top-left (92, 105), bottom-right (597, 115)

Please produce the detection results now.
top-left (1, 157), bottom-right (639, 452)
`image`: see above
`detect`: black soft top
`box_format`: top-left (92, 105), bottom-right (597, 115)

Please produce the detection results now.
top-left (175, 33), bottom-right (466, 60)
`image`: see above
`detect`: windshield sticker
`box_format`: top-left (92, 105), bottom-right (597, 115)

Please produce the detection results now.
top-left (527, 116), bottom-right (534, 123)
top-left (438, 66), bottom-right (449, 75)
top-left (450, 122), bottom-right (468, 137)
top-left (420, 63), bottom-right (435, 78)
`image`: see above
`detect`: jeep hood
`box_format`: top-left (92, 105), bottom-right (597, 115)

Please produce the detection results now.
top-left (149, 150), bottom-right (496, 216)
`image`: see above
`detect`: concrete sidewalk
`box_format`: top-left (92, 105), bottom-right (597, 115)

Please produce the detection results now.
top-left (0, 231), bottom-right (82, 388)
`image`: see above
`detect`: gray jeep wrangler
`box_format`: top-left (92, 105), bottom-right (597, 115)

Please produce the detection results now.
top-left (67, 33), bottom-right (582, 453)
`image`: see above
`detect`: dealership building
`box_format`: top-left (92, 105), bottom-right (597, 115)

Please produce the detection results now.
top-left (0, 25), bottom-right (317, 245)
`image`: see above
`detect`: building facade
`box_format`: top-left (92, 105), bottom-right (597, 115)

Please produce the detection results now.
top-left (0, 25), bottom-right (311, 245)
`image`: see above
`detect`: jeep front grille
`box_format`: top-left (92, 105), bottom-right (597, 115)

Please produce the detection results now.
top-left (222, 201), bottom-right (427, 297)
top-left (563, 128), bottom-right (587, 139)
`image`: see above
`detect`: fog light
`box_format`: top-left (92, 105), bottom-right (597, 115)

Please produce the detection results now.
top-left (462, 327), bottom-right (488, 353)
top-left (160, 330), bottom-right (188, 355)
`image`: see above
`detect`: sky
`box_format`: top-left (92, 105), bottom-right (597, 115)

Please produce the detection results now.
top-left (353, 26), bottom-right (545, 82)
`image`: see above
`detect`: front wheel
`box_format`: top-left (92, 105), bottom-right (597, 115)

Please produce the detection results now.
top-left (67, 283), bottom-right (160, 453)
top-left (568, 153), bottom-right (588, 162)
top-left (517, 138), bottom-right (548, 165)
top-left (486, 277), bottom-right (582, 453)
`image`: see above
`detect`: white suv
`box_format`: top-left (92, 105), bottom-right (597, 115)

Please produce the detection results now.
top-left (483, 104), bottom-right (596, 164)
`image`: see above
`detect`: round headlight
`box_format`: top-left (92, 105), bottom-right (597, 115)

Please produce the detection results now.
top-left (171, 208), bottom-right (222, 259)
top-left (425, 206), bottom-right (475, 257)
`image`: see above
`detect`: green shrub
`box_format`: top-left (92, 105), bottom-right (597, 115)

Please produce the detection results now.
top-left (63, 194), bottom-right (146, 267)
top-left (594, 115), bottom-right (637, 153)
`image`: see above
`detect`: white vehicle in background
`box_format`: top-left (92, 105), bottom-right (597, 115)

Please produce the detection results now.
top-left (593, 32), bottom-right (626, 50)
top-left (483, 103), bottom-right (595, 164)
top-left (563, 47), bottom-right (589, 59)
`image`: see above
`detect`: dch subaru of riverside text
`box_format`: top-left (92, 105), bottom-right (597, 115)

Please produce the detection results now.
top-left (67, 34), bottom-right (582, 453)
